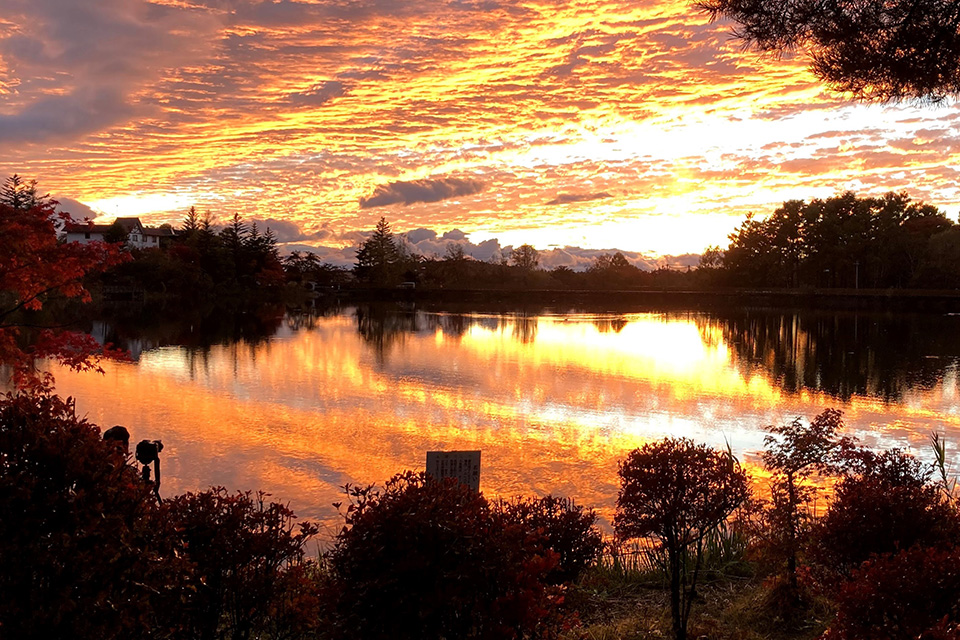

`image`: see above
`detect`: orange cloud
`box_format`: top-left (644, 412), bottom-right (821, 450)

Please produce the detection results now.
top-left (2, 0), bottom-right (959, 255)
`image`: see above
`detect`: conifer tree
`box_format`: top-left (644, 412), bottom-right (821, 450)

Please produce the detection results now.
top-left (355, 218), bottom-right (402, 286)
top-left (0, 174), bottom-right (48, 211)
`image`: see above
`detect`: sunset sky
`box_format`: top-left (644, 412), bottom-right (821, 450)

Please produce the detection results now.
top-left (2, 0), bottom-right (959, 265)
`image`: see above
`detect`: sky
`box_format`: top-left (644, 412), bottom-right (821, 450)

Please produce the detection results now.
top-left (2, 0), bottom-right (959, 266)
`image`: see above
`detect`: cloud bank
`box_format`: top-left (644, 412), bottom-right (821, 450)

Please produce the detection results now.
top-left (3, 0), bottom-right (959, 257)
top-left (546, 192), bottom-right (613, 205)
top-left (269, 219), bottom-right (698, 271)
top-left (359, 177), bottom-right (485, 208)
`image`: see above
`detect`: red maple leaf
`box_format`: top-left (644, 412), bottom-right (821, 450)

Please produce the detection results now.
top-left (1, 197), bottom-right (130, 391)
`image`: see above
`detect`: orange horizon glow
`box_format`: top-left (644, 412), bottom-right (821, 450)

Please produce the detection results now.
top-left (2, 0), bottom-right (959, 260)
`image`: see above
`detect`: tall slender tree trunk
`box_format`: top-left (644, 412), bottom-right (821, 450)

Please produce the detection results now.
top-left (670, 548), bottom-right (685, 640)
top-left (786, 472), bottom-right (799, 593)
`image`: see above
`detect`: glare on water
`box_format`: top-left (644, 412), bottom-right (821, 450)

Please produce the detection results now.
top-left (50, 307), bottom-right (960, 533)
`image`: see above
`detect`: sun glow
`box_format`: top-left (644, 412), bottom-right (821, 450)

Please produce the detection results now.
top-left (87, 192), bottom-right (199, 221)
top-left (2, 0), bottom-right (958, 255)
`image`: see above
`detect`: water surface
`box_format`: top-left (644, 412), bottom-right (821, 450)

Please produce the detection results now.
top-left (50, 304), bottom-right (960, 533)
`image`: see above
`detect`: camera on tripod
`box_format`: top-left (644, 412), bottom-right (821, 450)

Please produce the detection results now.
top-left (135, 439), bottom-right (164, 502)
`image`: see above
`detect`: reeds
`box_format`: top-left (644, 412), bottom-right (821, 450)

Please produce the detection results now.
top-left (931, 432), bottom-right (958, 502)
top-left (595, 519), bottom-right (752, 587)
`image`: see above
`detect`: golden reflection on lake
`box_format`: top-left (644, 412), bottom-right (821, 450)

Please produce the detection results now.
top-left (50, 309), bottom-right (960, 534)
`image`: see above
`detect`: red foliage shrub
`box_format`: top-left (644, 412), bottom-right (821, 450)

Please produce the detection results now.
top-left (615, 437), bottom-right (750, 640)
top-left (494, 494), bottom-right (603, 584)
top-left (0, 393), bottom-right (186, 639)
top-left (809, 449), bottom-right (960, 581)
top-left (0, 392), bottom-right (324, 640)
top-left (164, 488), bottom-right (320, 640)
top-left (327, 471), bottom-right (569, 640)
top-left (826, 545), bottom-right (960, 640)
top-left (0, 195), bottom-right (128, 390)
top-left (759, 409), bottom-right (847, 590)
top-left (263, 561), bottom-right (331, 640)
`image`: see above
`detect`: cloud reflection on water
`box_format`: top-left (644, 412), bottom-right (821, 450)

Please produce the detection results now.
top-left (52, 306), bottom-right (960, 533)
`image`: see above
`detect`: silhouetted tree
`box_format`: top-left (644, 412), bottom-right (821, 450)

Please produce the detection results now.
top-left (0, 174), bottom-right (49, 211)
top-left (698, 0), bottom-right (960, 102)
top-left (510, 244), bottom-right (540, 271)
top-left (550, 265), bottom-right (578, 287)
top-left (720, 192), bottom-right (951, 288)
top-left (615, 438), bottom-right (750, 640)
top-left (761, 409), bottom-right (847, 593)
top-left (103, 220), bottom-right (130, 245)
top-left (284, 252), bottom-right (351, 287)
top-left (444, 243), bottom-right (466, 262)
top-left (698, 246), bottom-right (724, 270)
top-left (589, 252), bottom-right (640, 289)
top-left (920, 226), bottom-right (960, 287)
top-left (181, 206), bottom-right (201, 237)
top-left (355, 218), bottom-right (403, 286)
top-left (220, 213), bottom-right (247, 256)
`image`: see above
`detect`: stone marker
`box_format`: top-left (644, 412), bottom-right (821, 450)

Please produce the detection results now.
top-left (426, 450), bottom-right (481, 492)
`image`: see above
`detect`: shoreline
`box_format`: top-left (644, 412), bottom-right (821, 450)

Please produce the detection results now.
top-left (330, 286), bottom-right (960, 312)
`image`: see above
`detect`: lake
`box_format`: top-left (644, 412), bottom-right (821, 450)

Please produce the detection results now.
top-left (48, 303), bottom-right (960, 535)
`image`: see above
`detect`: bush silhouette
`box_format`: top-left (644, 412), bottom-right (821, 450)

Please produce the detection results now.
top-left (615, 437), bottom-right (750, 640)
top-left (0, 393), bottom-right (186, 639)
top-left (809, 448), bottom-right (960, 581)
top-left (327, 471), bottom-right (569, 640)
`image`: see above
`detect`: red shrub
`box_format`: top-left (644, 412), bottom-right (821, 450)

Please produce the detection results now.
top-left (759, 409), bottom-right (847, 591)
top-left (494, 495), bottom-right (603, 584)
top-left (0, 393), bottom-right (186, 639)
top-left (826, 545), bottom-right (960, 640)
top-left (809, 451), bottom-right (960, 581)
top-left (164, 488), bottom-right (319, 640)
top-left (327, 471), bottom-right (567, 640)
top-left (615, 437), bottom-right (750, 640)
top-left (0, 393), bottom-right (324, 640)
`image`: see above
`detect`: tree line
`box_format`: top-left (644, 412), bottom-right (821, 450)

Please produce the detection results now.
top-left (340, 217), bottom-right (698, 290)
top-left (702, 191), bottom-right (960, 289)
top-left (103, 207), bottom-right (286, 301)
top-left (107, 195), bottom-right (960, 295)
top-left (77, 193), bottom-right (960, 302)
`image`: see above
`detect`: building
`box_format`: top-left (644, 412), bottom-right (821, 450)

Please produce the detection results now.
top-left (63, 217), bottom-right (177, 249)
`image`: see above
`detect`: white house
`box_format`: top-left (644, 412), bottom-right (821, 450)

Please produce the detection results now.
top-left (63, 217), bottom-right (176, 249)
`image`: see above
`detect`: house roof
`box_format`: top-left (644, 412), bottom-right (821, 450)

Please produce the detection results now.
top-left (113, 217), bottom-right (143, 233)
top-left (144, 226), bottom-right (177, 237)
top-left (63, 217), bottom-right (177, 237)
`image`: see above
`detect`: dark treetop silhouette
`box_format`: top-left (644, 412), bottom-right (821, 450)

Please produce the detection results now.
top-left (698, 0), bottom-right (960, 102)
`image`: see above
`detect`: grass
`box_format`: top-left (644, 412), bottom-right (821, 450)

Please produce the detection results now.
top-left (564, 525), bottom-right (831, 640)
top-left (567, 572), bottom-right (831, 640)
